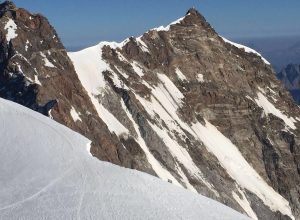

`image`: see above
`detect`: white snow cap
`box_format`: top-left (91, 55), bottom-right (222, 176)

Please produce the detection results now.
top-left (151, 16), bottom-right (185, 32)
top-left (0, 98), bottom-right (250, 220)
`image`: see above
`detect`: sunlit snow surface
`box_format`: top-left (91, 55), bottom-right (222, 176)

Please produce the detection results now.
top-left (191, 120), bottom-right (295, 219)
top-left (40, 52), bottom-right (56, 68)
top-left (70, 106), bottom-right (82, 122)
top-left (68, 44), bottom-right (129, 136)
top-left (0, 98), bottom-right (250, 220)
top-left (255, 92), bottom-right (296, 130)
top-left (4, 19), bottom-right (18, 42)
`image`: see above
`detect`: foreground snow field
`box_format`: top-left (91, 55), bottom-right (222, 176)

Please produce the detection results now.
top-left (0, 98), bottom-right (250, 220)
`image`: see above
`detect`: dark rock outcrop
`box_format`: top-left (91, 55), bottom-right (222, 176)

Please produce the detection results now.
top-left (278, 64), bottom-right (300, 104)
top-left (0, 0), bottom-right (151, 168)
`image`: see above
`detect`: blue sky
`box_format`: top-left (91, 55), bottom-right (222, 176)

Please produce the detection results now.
top-left (10, 0), bottom-right (300, 48)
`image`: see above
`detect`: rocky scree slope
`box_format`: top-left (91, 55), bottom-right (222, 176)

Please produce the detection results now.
top-left (0, 1), bottom-right (300, 219)
top-left (69, 9), bottom-right (300, 220)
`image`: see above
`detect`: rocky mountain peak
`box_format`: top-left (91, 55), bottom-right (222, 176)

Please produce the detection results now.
top-left (186, 7), bottom-right (197, 14)
top-left (1, 2), bottom-right (300, 219)
top-left (0, 1), bottom-right (135, 170)
top-left (182, 7), bottom-right (211, 28)
top-left (0, 0), bottom-right (16, 15)
top-left (69, 8), bottom-right (300, 219)
top-left (0, 0), bottom-right (16, 9)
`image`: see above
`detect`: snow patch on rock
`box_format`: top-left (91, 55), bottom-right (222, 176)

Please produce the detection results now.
top-left (132, 61), bottom-right (145, 77)
top-left (191, 120), bottom-right (295, 219)
top-left (68, 44), bottom-right (128, 136)
top-left (150, 122), bottom-right (218, 196)
top-left (70, 106), bottom-right (82, 122)
top-left (197, 74), bottom-right (204, 82)
top-left (4, 19), bottom-right (18, 42)
top-left (232, 187), bottom-right (258, 220)
top-left (175, 68), bottom-right (187, 81)
top-left (120, 101), bottom-right (181, 187)
top-left (40, 52), bottom-right (56, 68)
top-left (136, 36), bottom-right (150, 53)
top-left (255, 92), bottom-right (296, 130)
top-left (34, 75), bottom-right (42, 86)
top-left (157, 73), bottom-right (184, 107)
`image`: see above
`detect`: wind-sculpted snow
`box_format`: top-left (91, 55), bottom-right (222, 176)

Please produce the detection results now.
top-left (0, 98), bottom-right (250, 220)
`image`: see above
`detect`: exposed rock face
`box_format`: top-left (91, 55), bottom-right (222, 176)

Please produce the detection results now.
top-left (278, 64), bottom-right (300, 104)
top-left (0, 1), bottom-right (143, 168)
top-left (1, 2), bottom-right (300, 219)
top-left (69, 9), bottom-right (300, 220)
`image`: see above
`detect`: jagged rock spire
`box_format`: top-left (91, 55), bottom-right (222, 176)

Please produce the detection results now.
top-left (0, 0), bottom-right (16, 9)
top-left (186, 7), bottom-right (199, 15)
top-left (0, 0), bottom-right (16, 16)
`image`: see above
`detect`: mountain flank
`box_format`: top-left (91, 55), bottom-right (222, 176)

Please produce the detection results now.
top-left (0, 2), bottom-right (300, 219)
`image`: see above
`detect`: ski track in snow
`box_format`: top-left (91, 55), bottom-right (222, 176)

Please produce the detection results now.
top-left (0, 98), bottom-right (250, 220)
top-left (0, 167), bottom-right (74, 211)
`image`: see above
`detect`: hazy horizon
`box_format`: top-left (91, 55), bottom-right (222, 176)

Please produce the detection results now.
top-left (7, 0), bottom-right (300, 49)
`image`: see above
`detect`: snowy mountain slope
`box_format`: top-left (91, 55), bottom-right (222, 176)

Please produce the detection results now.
top-left (0, 98), bottom-right (250, 220)
top-left (0, 1), bottom-right (300, 219)
top-left (69, 9), bottom-right (300, 220)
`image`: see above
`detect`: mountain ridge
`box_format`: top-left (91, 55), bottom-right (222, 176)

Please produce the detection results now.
top-left (69, 8), bottom-right (300, 220)
top-left (0, 2), bottom-right (300, 219)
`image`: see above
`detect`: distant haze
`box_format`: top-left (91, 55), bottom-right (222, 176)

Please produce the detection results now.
top-left (8, 0), bottom-right (300, 50)
top-left (237, 36), bottom-right (300, 72)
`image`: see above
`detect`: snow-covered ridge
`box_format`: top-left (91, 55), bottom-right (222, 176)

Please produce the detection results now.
top-left (0, 98), bottom-right (250, 220)
top-left (68, 44), bottom-right (129, 136)
top-left (151, 16), bottom-right (186, 32)
top-left (221, 37), bottom-right (270, 65)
